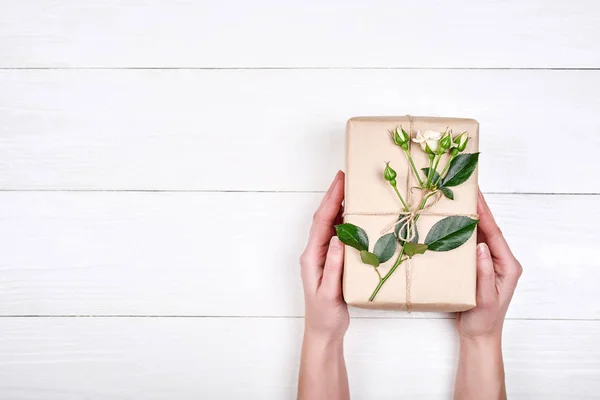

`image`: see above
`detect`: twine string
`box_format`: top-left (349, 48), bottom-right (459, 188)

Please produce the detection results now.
top-left (380, 190), bottom-right (442, 241)
top-left (405, 115), bottom-right (414, 312)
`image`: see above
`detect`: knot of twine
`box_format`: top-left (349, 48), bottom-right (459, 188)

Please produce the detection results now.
top-left (381, 189), bottom-right (443, 242)
top-left (344, 115), bottom-right (478, 312)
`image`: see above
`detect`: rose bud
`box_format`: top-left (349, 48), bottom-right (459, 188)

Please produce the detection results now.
top-left (384, 162), bottom-right (397, 186)
top-left (390, 126), bottom-right (409, 150)
top-left (439, 131), bottom-right (453, 154)
top-left (455, 132), bottom-right (469, 152)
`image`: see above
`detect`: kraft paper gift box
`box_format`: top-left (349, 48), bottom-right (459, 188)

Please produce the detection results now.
top-left (343, 116), bottom-right (479, 312)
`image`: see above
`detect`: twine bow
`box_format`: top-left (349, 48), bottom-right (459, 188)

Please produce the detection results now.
top-left (381, 189), bottom-right (443, 241)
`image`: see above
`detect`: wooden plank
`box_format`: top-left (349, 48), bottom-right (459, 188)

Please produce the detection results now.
top-left (0, 317), bottom-right (597, 399)
top-left (1, 0), bottom-right (599, 68)
top-left (1, 69), bottom-right (600, 193)
top-left (0, 192), bottom-right (597, 319)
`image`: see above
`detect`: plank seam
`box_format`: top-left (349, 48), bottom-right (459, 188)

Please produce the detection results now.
top-left (1, 67), bottom-right (600, 71)
top-left (0, 315), bottom-right (597, 321)
top-left (0, 189), bottom-right (598, 195)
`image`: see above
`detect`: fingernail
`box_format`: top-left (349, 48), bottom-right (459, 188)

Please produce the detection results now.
top-left (477, 243), bottom-right (489, 257)
top-left (330, 236), bottom-right (342, 250)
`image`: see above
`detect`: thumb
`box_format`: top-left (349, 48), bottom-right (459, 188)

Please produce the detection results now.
top-left (475, 243), bottom-right (497, 308)
top-left (320, 237), bottom-right (345, 298)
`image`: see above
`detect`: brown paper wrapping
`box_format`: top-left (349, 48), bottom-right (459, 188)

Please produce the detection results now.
top-left (343, 116), bottom-right (479, 312)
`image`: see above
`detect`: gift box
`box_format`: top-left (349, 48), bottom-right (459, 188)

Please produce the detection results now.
top-left (341, 116), bottom-right (479, 312)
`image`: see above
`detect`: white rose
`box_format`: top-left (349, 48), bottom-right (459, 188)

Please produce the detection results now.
top-left (412, 130), bottom-right (442, 153)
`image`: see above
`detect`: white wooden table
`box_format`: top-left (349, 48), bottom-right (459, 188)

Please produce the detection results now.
top-left (1, 1), bottom-right (599, 398)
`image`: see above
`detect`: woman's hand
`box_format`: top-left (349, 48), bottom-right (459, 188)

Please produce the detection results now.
top-left (299, 170), bottom-right (349, 340)
top-left (298, 171), bottom-right (350, 400)
top-left (454, 190), bottom-right (523, 400)
top-left (457, 190), bottom-right (523, 341)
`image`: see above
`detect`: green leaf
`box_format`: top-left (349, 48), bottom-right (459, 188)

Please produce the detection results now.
top-left (440, 187), bottom-right (454, 200)
top-left (335, 223), bottom-right (369, 252)
top-left (421, 167), bottom-right (440, 185)
top-left (395, 217), bottom-right (419, 244)
top-left (373, 233), bottom-right (397, 263)
top-left (360, 250), bottom-right (380, 267)
top-left (404, 242), bottom-right (428, 258)
top-left (439, 153), bottom-right (479, 187)
top-left (424, 216), bottom-right (479, 252)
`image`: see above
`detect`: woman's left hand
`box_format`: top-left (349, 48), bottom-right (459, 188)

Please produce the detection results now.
top-left (299, 170), bottom-right (349, 341)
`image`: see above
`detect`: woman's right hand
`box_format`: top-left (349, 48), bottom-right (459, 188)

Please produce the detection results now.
top-left (454, 190), bottom-right (522, 400)
top-left (457, 190), bottom-right (523, 341)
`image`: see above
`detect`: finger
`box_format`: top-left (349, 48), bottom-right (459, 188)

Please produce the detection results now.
top-left (315, 170), bottom-right (343, 214)
top-left (300, 172), bottom-right (344, 288)
top-left (334, 205), bottom-right (344, 227)
top-left (475, 243), bottom-right (498, 308)
top-left (307, 171), bottom-right (345, 250)
top-left (300, 250), bottom-right (320, 293)
top-left (477, 190), bottom-right (517, 271)
top-left (476, 224), bottom-right (486, 244)
top-left (320, 237), bottom-right (345, 299)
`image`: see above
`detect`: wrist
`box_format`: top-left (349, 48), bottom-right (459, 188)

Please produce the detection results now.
top-left (459, 333), bottom-right (502, 353)
top-left (303, 329), bottom-right (345, 349)
top-left (456, 334), bottom-right (506, 400)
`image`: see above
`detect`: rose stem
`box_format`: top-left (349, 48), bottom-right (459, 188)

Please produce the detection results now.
top-left (431, 155), bottom-right (441, 185)
top-left (426, 154), bottom-right (439, 188)
top-left (404, 149), bottom-right (425, 188)
top-left (433, 154), bottom-right (455, 186)
top-left (368, 192), bottom-right (436, 302)
top-left (392, 185), bottom-right (410, 212)
top-left (374, 267), bottom-right (383, 280)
